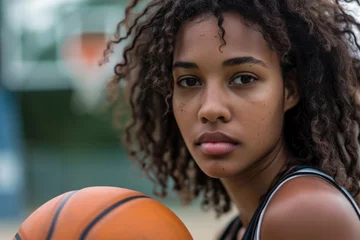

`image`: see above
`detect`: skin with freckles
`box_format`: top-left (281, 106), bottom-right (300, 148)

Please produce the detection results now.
top-left (172, 13), bottom-right (299, 226)
top-left (106, 1), bottom-right (360, 239)
top-left (172, 13), bottom-right (297, 179)
top-left (172, 13), bottom-right (360, 239)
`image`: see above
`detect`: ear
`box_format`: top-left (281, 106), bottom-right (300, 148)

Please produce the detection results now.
top-left (284, 70), bottom-right (300, 112)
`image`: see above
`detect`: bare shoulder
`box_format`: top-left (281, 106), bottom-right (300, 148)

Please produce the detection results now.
top-left (261, 176), bottom-right (360, 240)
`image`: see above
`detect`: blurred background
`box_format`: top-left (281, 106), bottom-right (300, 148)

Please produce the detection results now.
top-left (0, 0), bottom-right (237, 239)
top-left (1, 1), bottom-right (359, 239)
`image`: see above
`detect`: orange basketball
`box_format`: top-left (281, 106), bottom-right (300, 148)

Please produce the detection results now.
top-left (14, 187), bottom-right (193, 240)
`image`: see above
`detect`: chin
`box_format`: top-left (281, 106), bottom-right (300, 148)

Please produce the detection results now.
top-left (196, 159), bottom-right (241, 179)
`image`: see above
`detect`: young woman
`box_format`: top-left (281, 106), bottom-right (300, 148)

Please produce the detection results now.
top-left (103, 0), bottom-right (360, 239)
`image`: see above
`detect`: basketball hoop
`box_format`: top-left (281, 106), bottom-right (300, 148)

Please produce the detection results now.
top-left (59, 32), bottom-right (113, 114)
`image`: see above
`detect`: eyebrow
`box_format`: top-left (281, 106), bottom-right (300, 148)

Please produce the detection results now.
top-left (172, 56), bottom-right (267, 70)
top-left (223, 56), bottom-right (267, 68)
top-left (172, 61), bottom-right (199, 69)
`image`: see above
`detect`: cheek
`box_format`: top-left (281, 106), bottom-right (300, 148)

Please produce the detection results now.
top-left (172, 89), bottom-right (198, 120)
top-left (243, 97), bottom-right (285, 147)
top-left (172, 99), bottom-right (190, 135)
top-left (172, 101), bottom-right (198, 151)
top-left (248, 79), bottom-right (285, 137)
top-left (173, 97), bottom-right (186, 117)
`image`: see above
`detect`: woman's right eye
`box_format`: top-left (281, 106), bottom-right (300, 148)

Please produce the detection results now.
top-left (178, 77), bottom-right (201, 88)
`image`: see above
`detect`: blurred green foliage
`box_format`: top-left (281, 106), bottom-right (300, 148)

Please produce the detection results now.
top-left (18, 90), bottom-right (123, 149)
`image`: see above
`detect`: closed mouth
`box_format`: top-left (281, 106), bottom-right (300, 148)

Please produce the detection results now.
top-left (195, 131), bottom-right (239, 145)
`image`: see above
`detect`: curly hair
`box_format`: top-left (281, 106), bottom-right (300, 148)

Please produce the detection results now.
top-left (102, 0), bottom-right (360, 216)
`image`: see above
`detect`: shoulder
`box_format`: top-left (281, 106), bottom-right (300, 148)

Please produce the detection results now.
top-left (261, 175), bottom-right (360, 240)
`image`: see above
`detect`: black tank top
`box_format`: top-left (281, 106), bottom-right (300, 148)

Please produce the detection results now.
top-left (218, 165), bottom-right (360, 240)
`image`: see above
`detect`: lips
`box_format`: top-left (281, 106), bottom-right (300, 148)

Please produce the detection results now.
top-left (196, 131), bottom-right (239, 144)
top-left (195, 131), bottom-right (239, 156)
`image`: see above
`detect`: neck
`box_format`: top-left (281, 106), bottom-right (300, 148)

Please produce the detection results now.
top-left (220, 140), bottom-right (291, 227)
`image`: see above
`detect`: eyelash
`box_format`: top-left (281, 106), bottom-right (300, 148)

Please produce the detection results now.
top-left (230, 74), bottom-right (258, 86)
top-left (177, 74), bottom-right (258, 88)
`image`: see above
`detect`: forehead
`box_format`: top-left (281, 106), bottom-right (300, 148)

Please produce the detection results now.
top-left (173, 12), bottom-right (278, 65)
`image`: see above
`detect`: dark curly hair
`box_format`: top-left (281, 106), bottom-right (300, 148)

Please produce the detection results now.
top-left (102, 0), bottom-right (360, 216)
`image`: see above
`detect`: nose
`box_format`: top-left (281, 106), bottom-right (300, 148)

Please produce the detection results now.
top-left (198, 84), bottom-right (232, 123)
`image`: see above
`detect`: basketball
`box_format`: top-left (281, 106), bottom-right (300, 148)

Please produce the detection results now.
top-left (14, 187), bottom-right (193, 240)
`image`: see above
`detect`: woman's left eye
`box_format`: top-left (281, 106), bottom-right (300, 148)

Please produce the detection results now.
top-left (230, 75), bottom-right (257, 85)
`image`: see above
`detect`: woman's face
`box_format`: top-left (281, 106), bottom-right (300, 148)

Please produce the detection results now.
top-left (172, 12), bottom-right (298, 178)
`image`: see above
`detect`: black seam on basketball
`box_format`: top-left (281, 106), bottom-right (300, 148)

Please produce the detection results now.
top-left (79, 195), bottom-right (149, 240)
top-left (46, 191), bottom-right (78, 240)
top-left (14, 233), bottom-right (22, 240)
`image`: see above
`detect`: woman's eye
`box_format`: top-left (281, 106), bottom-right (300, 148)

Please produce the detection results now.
top-left (231, 75), bottom-right (257, 85)
top-left (178, 77), bottom-right (201, 88)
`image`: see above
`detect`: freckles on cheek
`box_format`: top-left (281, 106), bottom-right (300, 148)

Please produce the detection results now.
top-left (173, 102), bottom-right (191, 144)
top-left (174, 102), bottom-right (187, 115)
top-left (180, 103), bottom-right (186, 113)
